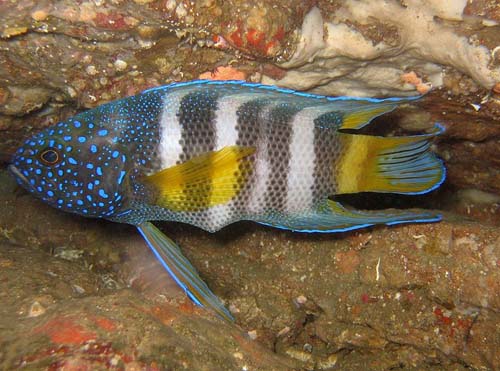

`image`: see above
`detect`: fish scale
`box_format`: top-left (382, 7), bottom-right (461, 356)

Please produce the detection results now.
top-left (9, 80), bottom-right (446, 322)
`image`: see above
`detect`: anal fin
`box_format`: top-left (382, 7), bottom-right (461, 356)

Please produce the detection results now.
top-left (259, 200), bottom-right (442, 233)
top-left (137, 222), bottom-right (234, 322)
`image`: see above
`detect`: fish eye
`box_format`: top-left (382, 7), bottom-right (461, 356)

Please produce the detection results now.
top-left (39, 147), bottom-right (61, 166)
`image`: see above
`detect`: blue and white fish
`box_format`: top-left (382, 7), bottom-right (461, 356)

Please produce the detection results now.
top-left (9, 80), bottom-right (445, 321)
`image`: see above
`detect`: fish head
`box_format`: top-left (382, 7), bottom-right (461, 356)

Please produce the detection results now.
top-left (9, 118), bottom-right (131, 219)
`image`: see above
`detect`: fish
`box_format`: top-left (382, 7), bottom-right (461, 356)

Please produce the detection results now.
top-left (8, 80), bottom-right (446, 322)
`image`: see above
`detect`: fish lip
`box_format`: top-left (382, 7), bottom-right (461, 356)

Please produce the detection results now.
top-left (8, 164), bottom-right (31, 189)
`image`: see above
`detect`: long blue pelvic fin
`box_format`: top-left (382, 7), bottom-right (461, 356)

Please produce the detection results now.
top-left (136, 222), bottom-right (234, 322)
top-left (259, 200), bottom-right (442, 233)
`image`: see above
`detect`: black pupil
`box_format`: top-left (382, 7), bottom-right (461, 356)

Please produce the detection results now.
top-left (41, 149), bottom-right (58, 164)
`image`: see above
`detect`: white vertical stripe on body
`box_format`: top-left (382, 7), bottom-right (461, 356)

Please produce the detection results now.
top-left (207, 94), bottom-right (258, 227)
top-left (213, 93), bottom-right (257, 150)
top-left (158, 89), bottom-right (190, 169)
top-left (286, 106), bottom-right (329, 212)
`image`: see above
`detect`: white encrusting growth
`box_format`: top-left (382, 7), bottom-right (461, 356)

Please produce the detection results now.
top-left (158, 90), bottom-right (189, 169)
top-left (263, 2), bottom-right (500, 96)
top-left (285, 107), bottom-right (320, 212)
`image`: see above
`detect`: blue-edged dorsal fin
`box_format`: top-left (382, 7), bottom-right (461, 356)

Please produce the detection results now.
top-left (338, 101), bottom-right (401, 130)
top-left (144, 80), bottom-right (420, 131)
top-left (331, 94), bottom-right (419, 131)
top-left (258, 200), bottom-right (442, 233)
top-left (137, 221), bottom-right (234, 322)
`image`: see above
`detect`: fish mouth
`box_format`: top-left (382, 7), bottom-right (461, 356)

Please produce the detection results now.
top-left (8, 164), bottom-right (31, 189)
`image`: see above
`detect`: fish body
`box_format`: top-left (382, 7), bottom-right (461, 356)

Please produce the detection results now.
top-left (9, 80), bottom-right (446, 321)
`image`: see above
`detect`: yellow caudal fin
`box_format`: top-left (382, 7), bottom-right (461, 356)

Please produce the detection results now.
top-left (144, 146), bottom-right (255, 212)
top-left (336, 125), bottom-right (445, 195)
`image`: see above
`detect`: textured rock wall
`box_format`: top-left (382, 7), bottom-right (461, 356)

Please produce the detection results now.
top-left (0, 1), bottom-right (499, 370)
top-left (1, 0), bottom-right (499, 193)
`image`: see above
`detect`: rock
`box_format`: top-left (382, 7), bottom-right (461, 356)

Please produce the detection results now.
top-left (1, 0), bottom-right (500, 369)
top-left (0, 169), bottom-right (499, 370)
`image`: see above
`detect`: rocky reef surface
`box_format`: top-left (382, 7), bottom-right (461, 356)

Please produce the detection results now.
top-left (1, 1), bottom-right (499, 370)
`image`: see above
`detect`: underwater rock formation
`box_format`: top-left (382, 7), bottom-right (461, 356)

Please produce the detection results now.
top-left (0, 1), bottom-right (499, 370)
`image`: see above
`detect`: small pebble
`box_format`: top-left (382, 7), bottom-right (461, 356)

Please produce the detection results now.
top-left (31, 10), bottom-right (48, 21)
top-left (72, 284), bottom-right (85, 294)
top-left (114, 59), bottom-right (127, 72)
top-left (66, 86), bottom-right (77, 98)
top-left (176, 2), bottom-right (188, 18)
top-left (296, 295), bottom-right (307, 304)
top-left (166, 0), bottom-right (177, 11)
top-left (277, 326), bottom-right (290, 337)
top-left (247, 330), bottom-right (257, 340)
top-left (86, 65), bottom-right (98, 76)
top-left (28, 301), bottom-right (46, 317)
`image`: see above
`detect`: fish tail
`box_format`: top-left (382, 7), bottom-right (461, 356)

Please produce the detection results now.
top-left (336, 125), bottom-right (445, 195)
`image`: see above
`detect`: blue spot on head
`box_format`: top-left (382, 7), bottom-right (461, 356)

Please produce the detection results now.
top-left (112, 150), bottom-right (119, 158)
top-left (35, 169), bottom-right (42, 175)
top-left (117, 170), bottom-right (126, 185)
top-left (74, 121), bottom-right (81, 128)
top-left (98, 189), bottom-right (109, 199)
top-left (76, 200), bottom-right (84, 206)
top-left (78, 136), bottom-right (87, 143)
top-left (63, 135), bottom-right (72, 142)
top-left (86, 195), bottom-right (93, 202)
top-left (88, 123), bottom-right (95, 129)
top-left (47, 190), bottom-right (54, 197)
top-left (97, 129), bottom-right (108, 136)
top-left (96, 167), bottom-right (103, 176)
top-left (87, 183), bottom-right (93, 190)
top-left (66, 146), bottom-right (73, 153)
top-left (90, 145), bottom-right (98, 153)
top-left (86, 163), bottom-right (94, 169)
top-left (68, 157), bottom-right (78, 165)
top-left (57, 199), bottom-right (63, 205)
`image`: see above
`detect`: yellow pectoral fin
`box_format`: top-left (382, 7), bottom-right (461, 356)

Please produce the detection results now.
top-left (144, 146), bottom-right (255, 211)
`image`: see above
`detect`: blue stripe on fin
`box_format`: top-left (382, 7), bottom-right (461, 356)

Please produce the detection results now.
top-left (144, 80), bottom-right (422, 104)
top-left (137, 222), bottom-right (234, 322)
top-left (257, 200), bottom-right (442, 233)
